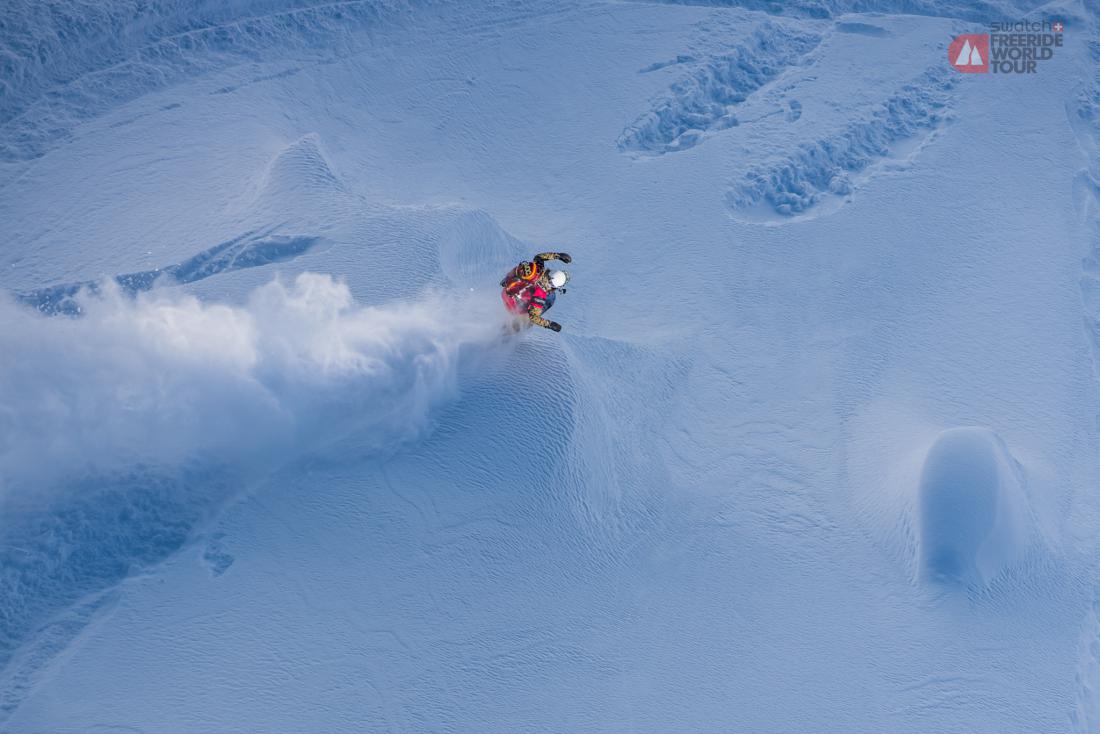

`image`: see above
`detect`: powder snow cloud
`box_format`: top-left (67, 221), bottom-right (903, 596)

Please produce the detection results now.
top-left (0, 272), bottom-right (502, 498)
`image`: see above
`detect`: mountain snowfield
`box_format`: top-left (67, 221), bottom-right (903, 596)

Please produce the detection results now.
top-left (2, 0), bottom-right (1100, 730)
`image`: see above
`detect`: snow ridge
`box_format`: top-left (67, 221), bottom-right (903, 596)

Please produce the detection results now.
top-left (726, 66), bottom-right (955, 221)
top-left (618, 23), bottom-right (822, 155)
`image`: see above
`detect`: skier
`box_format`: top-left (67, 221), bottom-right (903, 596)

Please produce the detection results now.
top-left (500, 251), bottom-right (572, 332)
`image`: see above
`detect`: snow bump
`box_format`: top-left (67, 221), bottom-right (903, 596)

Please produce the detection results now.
top-left (252, 133), bottom-right (350, 219)
top-left (916, 427), bottom-right (1030, 587)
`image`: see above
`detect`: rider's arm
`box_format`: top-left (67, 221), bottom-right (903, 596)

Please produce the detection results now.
top-left (533, 252), bottom-right (572, 266)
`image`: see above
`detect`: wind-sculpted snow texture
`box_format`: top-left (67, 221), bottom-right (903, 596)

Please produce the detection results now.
top-left (1, 0), bottom-right (1099, 732)
top-left (0, 0), bottom-right (416, 167)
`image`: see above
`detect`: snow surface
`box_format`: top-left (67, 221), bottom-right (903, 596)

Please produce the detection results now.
top-left (2, 0), bottom-right (1100, 731)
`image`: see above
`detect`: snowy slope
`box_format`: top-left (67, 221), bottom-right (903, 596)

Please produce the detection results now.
top-left (2, 0), bottom-right (1100, 731)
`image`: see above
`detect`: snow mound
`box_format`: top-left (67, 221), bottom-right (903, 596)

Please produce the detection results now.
top-left (250, 133), bottom-right (351, 222)
top-left (917, 427), bottom-right (1030, 586)
top-left (437, 209), bottom-right (526, 289)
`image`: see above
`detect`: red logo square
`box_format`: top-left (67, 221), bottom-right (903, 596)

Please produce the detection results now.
top-left (949, 34), bottom-right (989, 73)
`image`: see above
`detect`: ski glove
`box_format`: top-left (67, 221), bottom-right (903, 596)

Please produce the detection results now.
top-left (547, 321), bottom-right (562, 332)
top-left (557, 253), bottom-right (572, 264)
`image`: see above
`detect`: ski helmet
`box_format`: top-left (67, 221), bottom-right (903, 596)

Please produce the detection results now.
top-left (548, 270), bottom-right (569, 288)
